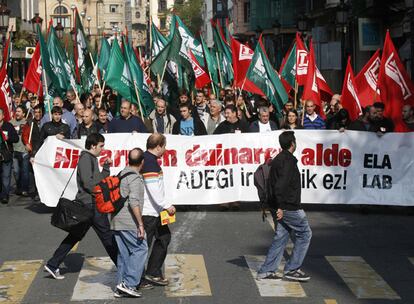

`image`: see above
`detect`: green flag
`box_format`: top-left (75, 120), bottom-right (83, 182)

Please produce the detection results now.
top-left (123, 37), bottom-right (154, 117)
top-left (74, 9), bottom-right (95, 93)
top-left (37, 25), bottom-right (63, 99)
top-left (280, 43), bottom-right (296, 89)
top-left (211, 21), bottom-right (233, 85)
top-left (151, 21), bottom-right (168, 59)
top-left (201, 35), bottom-right (219, 86)
top-left (98, 37), bottom-right (111, 75)
top-left (47, 26), bottom-right (77, 93)
top-left (246, 39), bottom-right (288, 112)
top-left (104, 38), bottom-right (136, 103)
top-left (173, 15), bottom-right (204, 66)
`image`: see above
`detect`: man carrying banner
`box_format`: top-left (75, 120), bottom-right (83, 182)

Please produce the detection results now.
top-left (256, 131), bottom-right (312, 282)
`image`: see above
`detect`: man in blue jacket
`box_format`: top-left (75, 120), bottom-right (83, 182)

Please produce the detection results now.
top-left (108, 100), bottom-right (148, 133)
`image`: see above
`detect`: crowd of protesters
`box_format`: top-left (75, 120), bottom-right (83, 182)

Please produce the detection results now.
top-left (1, 83), bottom-right (413, 205)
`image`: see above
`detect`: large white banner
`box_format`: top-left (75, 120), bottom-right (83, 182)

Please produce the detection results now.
top-left (34, 131), bottom-right (414, 207)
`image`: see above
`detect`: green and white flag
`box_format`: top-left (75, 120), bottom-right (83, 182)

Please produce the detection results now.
top-left (37, 25), bottom-right (63, 100)
top-left (173, 15), bottom-right (204, 66)
top-left (246, 38), bottom-right (288, 112)
top-left (280, 42), bottom-right (296, 89)
top-left (104, 38), bottom-right (136, 103)
top-left (123, 37), bottom-right (154, 117)
top-left (47, 26), bottom-right (77, 93)
top-left (151, 21), bottom-right (168, 59)
top-left (201, 35), bottom-right (219, 87)
top-left (98, 37), bottom-right (111, 75)
top-left (74, 8), bottom-right (95, 93)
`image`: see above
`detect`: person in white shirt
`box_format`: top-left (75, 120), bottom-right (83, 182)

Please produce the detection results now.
top-left (249, 106), bottom-right (278, 133)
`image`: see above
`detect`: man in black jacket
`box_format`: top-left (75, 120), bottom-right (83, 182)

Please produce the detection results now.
top-left (0, 109), bottom-right (19, 204)
top-left (44, 133), bottom-right (117, 280)
top-left (256, 131), bottom-right (312, 282)
top-left (39, 106), bottom-right (71, 143)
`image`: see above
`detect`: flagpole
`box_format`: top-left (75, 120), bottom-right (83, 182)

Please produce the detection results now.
top-left (209, 71), bottom-right (216, 96)
top-left (71, 83), bottom-right (81, 104)
top-left (149, 16), bottom-right (153, 63)
top-left (301, 99), bottom-right (305, 126)
top-left (158, 61), bottom-right (168, 92)
top-left (88, 52), bottom-right (102, 92)
top-left (240, 77), bottom-right (247, 92)
top-left (133, 80), bottom-right (145, 120)
top-left (98, 81), bottom-right (106, 109)
top-left (216, 52), bottom-right (224, 88)
top-left (28, 121), bottom-right (34, 146)
top-left (42, 68), bottom-right (52, 121)
top-left (294, 80), bottom-right (298, 109)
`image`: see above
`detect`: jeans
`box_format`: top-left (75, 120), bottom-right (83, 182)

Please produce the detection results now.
top-left (258, 209), bottom-right (312, 275)
top-left (114, 230), bottom-right (148, 288)
top-left (143, 215), bottom-right (171, 277)
top-left (0, 160), bottom-right (12, 199)
top-left (47, 205), bottom-right (118, 270)
top-left (13, 151), bottom-right (30, 193)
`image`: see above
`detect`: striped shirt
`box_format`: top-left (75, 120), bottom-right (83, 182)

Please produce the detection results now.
top-left (142, 150), bottom-right (172, 216)
top-left (303, 113), bottom-right (326, 130)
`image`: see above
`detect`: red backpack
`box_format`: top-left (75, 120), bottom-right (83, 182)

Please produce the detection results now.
top-left (93, 172), bottom-right (137, 213)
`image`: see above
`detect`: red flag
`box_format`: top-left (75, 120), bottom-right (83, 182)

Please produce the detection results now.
top-left (341, 57), bottom-right (362, 121)
top-left (188, 49), bottom-right (211, 89)
top-left (0, 36), bottom-right (13, 121)
top-left (354, 49), bottom-right (381, 107)
top-left (302, 41), bottom-right (323, 115)
top-left (0, 69), bottom-right (12, 122)
top-left (295, 33), bottom-right (308, 85)
top-left (378, 31), bottom-right (414, 132)
top-left (23, 42), bottom-right (43, 97)
top-left (316, 66), bottom-right (333, 101)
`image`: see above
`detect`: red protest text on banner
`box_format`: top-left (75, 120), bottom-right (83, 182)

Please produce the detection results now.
top-left (301, 144), bottom-right (352, 167)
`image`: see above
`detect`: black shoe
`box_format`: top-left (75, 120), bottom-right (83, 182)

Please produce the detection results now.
top-left (284, 269), bottom-right (310, 282)
top-left (138, 281), bottom-right (154, 290)
top-left (1, 198), bottom-right (8, 205)
top-left (144, 275), bottom-right (169, 286)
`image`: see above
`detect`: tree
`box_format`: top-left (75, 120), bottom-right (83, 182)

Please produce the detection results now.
top-left (170, 0), bottom-right (203, 35)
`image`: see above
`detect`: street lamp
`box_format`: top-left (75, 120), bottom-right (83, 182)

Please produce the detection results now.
top-left (80, 10), bottom-right (86, 21)
top-left (31, 13), bottom-right (43, 33)
top-left (297, 15), bottom-right (308, 33)
top-left (0, 3), bottom-right (11, 31)
top-left (272, 20), bottom-right (281, 36)
top-left (55, 22), bottom-right (64, 39)
top-left (336, 0), bottom-right (348, 78)
top-left (87, 16), bottom-right (92, 36)
top-left (70, 4), bottom-right (76, 28)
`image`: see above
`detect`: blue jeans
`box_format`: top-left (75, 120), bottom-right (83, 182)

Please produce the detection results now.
top-left (0, 160), bottom-right (12, 199)
top-left (13, 151), bottom-right (30, 193)
top-left (114, 230), bottom-right (148, 288)
top-left (258, 209), bottom-right (312, 274)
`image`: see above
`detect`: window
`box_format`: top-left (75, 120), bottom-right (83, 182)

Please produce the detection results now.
top-left (159, 0), bottom-right (167, 11)
top-left (160, 17), bottom-right (166, 29)
top-left (135, 11), bottom-right (141, 18)
top-left (243, 1), bottom-right (250, 23)
top-left (52, 5), bottom-right (70, 28)
top-left (109, 4), bottom-right (119, 13)
top-left (110, 22), bottom-right (119, 29)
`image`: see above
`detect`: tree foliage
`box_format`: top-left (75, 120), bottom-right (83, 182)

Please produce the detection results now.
top-left (171, 0), bottom-right (203, 35)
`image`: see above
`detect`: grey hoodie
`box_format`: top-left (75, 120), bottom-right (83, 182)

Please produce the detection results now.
top-left (75, 150), bottom-right (110, 205)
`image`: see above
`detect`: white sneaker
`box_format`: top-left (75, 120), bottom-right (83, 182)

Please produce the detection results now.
top-left (116, 282), bottom-right (142, 298)
top-left (44, 265), bottom-right (65, 280)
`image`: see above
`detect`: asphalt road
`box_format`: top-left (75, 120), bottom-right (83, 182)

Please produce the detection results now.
top-left (1, 196), bottom-right (414, 304)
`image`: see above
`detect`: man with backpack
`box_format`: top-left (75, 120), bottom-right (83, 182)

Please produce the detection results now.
top-left (44, 133), bottom-right (118, 280)
top-left (110, 148), bottom-right (148, 298)
top-left (256, 131), bottom-right (312, 282)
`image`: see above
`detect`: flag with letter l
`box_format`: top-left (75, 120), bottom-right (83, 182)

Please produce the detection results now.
top-left (378, 31), bottom-right (414, 132)
top-left (188, 49), bottom-right (211, 89)
top-left (354, 49), bottom-right (381, 107)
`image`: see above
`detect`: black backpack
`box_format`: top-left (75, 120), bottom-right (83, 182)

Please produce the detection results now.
top-left (254, 158), bottom-right (274, 220)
